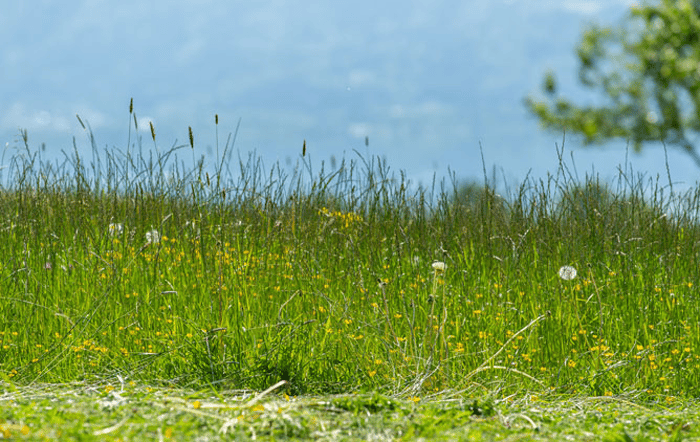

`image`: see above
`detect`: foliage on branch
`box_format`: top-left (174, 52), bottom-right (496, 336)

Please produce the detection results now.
top-left (525, 0), bottom-right (700, 166)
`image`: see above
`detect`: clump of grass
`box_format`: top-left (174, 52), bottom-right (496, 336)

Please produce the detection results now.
top-left (2, 103), bottom-right (700, 403)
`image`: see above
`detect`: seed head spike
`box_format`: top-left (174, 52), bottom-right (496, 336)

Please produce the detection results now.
top-left (189, 126), bottom-right (194, 149)
top-left (129, 98), bottom-right (133, 114)
top-left (133, 113), bottom-right (138, 130)
top-left (302, 139), bottom-right (306, 157)
top-left (76, 114), bottom-right (85, 130)
top-left (149, 121), bottom-right (156, 142)
top-left (215, 114), bottom-right (219, 125)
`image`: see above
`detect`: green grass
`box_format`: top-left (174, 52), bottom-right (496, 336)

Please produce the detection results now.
top-left (3, 104), bottom-right (700, 438)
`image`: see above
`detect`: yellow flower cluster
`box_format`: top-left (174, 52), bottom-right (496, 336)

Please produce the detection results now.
top-left (318, 207), bottom-right (363, 229)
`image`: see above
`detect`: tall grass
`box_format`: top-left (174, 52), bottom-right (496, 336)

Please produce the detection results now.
top-left (2, 105), bottom-right (700, 401)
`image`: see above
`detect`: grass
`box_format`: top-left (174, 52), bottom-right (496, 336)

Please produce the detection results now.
top-left (2, 383), bottom-right (699, 440)
top-left (3, 102), bottom-right (700, 439)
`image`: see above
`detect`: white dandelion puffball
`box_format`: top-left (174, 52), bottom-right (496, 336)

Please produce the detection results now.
top-left (432, 261), bottom-right (446, 272)
top-left (558, 265), bottom-right (577, 280)
top-left (108, 223), bottom-right (124, 236)
top-left (145, 229), bottom-right (160, 244)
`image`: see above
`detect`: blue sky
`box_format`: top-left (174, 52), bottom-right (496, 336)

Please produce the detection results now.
top-left (3, 0), bottom-right (696, 192)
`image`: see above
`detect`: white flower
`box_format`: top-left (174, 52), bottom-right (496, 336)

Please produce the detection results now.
top-left (558, 265), bottom-right (577, 281)
top-left (108, 223), bottom-right (124, 237)
top-left (431, 261), bottom-right (446, 272)
top-left (145, 229), bottom-right (160, 245)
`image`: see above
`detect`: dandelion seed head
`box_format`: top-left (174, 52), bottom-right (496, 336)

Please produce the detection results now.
top-left (108, 223), bottom-right (124, 236)
top-left (559, 265), bottom-right (577, 280)
top-left (432, 261), bottom-right (446, 272)
top-left (145, 229), bottom-right (160, 244)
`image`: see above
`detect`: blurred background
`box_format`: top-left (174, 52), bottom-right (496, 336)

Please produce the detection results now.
top-left (2, 0), bottom-right (695, 191)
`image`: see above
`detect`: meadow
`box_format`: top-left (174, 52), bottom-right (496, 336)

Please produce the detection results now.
top-left (3, 105), bottom-right (700, 440)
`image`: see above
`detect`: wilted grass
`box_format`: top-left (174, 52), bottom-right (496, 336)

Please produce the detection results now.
top-left (2, 104), bottom-right (700, 411)
top-left (4, 382), bottom-right (699, 441)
